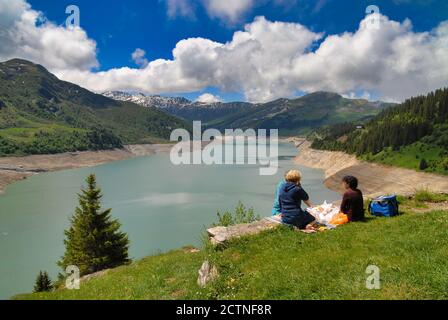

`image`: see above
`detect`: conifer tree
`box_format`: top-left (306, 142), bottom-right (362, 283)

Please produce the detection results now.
top-left (33, 271), bottom-right (53, 293)
top-left (58, 174), bottom-right (130, 276)
top-left (419, 158), bottom-right (429, 171)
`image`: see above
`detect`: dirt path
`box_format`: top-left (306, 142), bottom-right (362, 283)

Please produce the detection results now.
top-left (0, 144), bottom-right (173, 194)
top-left (294, 141), bottom-right (448, 197)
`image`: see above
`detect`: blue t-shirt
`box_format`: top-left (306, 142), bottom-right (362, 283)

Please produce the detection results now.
top-left (272, 179), bottom-right (286, 215)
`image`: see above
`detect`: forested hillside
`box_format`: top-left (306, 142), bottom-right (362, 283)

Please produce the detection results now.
top-left (311, 88), bottom-right (448, 174)
top-left (205, 92), bottom-right (393, 135)
top-left (0, 59), bottom-right (189, 156)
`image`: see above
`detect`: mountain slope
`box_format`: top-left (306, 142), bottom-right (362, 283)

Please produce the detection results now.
top-left (105, 91), bottom-right (392, 135)
top-left (103, 91), bottom-right (252, 124)
top-left (0, 59), bottom-right (189, 156)
top-left (311, 88), bottom-right (448, 175)
top-left (209, 92), bottom-right (393, 135)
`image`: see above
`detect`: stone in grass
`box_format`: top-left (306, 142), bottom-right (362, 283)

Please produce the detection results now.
top-left (207, 218), bottom-right (280, 245)
top-left (197, 261), bottom-right (218, 288)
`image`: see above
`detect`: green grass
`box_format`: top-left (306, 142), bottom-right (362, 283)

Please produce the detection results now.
top-left (15, 204), bottom-right (448, 300)
top-left (414, 190), bottom-right (448, 203)
top-left (0, 124), bottom-right (86, 143)
top-left (398, 190), bottom-right (448, 210)
top-left (360, 142), bottom-right (448, 175)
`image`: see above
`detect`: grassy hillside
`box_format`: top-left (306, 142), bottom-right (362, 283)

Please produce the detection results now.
top-left (0, 59), bottom-right (189, 156)
top-left (311, 88), bottom-right (448, 175)
top-left (360, 142), bottom-right (448, 174)
top-left (208, 92), bottom-right (392, 135)
top-left (15, 194), bottom-right (448, 300)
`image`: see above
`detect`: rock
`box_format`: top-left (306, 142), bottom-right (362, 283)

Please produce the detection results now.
top-left (207, 218), bottom-right (280, 245)
top-left (197, 261), bottom-right (218, 288)
top-left (182, 246), bottom-right (200, 253)
top-left (81, 269), bottom-right (110, 282)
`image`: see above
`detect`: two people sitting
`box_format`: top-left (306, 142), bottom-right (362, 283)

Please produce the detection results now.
top-left (272, 170), bottom-right (364, 230)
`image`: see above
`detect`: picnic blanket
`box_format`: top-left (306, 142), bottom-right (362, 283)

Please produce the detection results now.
top-left (267, 201), bottom-right (348, 232)
top-left (307, 201), bottom-right (340, 224)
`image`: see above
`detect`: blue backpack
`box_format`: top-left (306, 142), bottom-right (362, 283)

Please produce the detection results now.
top-left (369, 195), bottom-right (399, 217)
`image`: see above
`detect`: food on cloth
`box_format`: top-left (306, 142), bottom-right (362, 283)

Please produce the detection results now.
top-left (330, 212), bottom-right (349, 225)
top-left (306, 201), bottom-right (341, 224)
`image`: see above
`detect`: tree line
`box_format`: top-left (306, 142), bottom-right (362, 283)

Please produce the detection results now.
top-left (0, 128), bottom-right (122, 156)
top-left (311, 88), bottom-right (448, 156)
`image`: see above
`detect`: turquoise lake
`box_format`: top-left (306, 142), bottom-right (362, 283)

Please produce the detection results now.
top-left (0, 142), bottom-right (339, 299)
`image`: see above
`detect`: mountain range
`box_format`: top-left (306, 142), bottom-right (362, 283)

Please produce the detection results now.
top-left (103, 91), bottom-right (393, 135)
top-left (0, 59), bottom-right (189, 156)
top-left (0, 58), bottom-right (393, 156)
top-left (103, 91), bottom-right (253, 124)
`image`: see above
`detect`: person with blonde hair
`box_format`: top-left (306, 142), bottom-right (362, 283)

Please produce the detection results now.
top-left (278, 169), bottom-right (316, 230)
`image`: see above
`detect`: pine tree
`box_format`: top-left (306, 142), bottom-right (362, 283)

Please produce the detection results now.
top-left (58, 174), bottom-right (130, 276)
top-left (33, 271), bottom-right (53, 293)
top-left (419, 158), bottom-right (429, 171)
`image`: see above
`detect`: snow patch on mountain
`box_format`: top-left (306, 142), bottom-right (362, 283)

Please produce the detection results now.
top-left (102, 91), bottom-right (192, 109)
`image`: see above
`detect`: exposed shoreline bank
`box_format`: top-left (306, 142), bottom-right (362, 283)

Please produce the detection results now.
top-left (293, 139), bottom-right (448, 197)
top-left (3, 138), bottom-right (447, 198)
top-left (0, 144), bottom-right (173, 194)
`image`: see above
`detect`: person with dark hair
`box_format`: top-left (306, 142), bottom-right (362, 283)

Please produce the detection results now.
top-left (340, 176), bottom-right (365, 222)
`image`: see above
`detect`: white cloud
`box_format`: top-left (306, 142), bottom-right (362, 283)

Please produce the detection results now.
top-left (131, 48), bottom-right (149, 68)
top-left (166, 0), bottom-right (297, 24)
top-left (287, 16), bottom-right (448, 102)
top-left (59, 16), bottom-right (321, 101)
top-left (164, 0), bottom-right (254, 23)
top-left (0, 0), bottom-right (98, 72)
top-left (203, 0), bottom-right (254, 24)
top-left (166, 0), bottom-right (195, 19)
top-left (52, 15), bottom-right (448, 103)
top-left (1, 0), bottom-right (448, 104)
top-left (196, 93), bottom-right (222, 103)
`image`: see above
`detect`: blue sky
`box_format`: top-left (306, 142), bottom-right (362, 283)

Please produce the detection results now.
top-left (28, 0), bottom-right (446, 69)
top-left (2, 0), bottom-right (448, 102)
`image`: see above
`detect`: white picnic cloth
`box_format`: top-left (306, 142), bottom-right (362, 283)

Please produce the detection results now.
top-left (306, 201), bottom-right (340, 224)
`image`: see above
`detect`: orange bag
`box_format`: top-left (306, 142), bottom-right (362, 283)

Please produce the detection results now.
top-left (330, 213), bottom-right (349, 225)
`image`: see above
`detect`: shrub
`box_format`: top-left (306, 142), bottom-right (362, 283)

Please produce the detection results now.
top-left (419, 158), bottom-right (429, 170)
top-left (33, 271), bottom-right (53, 293)
top-left (214, 201), bottom-right (260, 227)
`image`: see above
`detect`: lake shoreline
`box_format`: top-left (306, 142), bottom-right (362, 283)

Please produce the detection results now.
top-left (0, 139), bottom-right (299, 194)
top-left (0, 144), bottom-right (174, 194)
top-left (4, 138), bottom-right (446, 198)
top-left (293, 140), bottom-right (448, 197)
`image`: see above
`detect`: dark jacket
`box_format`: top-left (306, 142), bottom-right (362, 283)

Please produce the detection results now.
top-left (340, 189), bottom-right (365, 222)
top-left (279, 182), bottom-right (315, 229)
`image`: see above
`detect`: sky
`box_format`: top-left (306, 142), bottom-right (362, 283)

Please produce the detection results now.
top-left (0, 0), bottom-right (447, 103)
